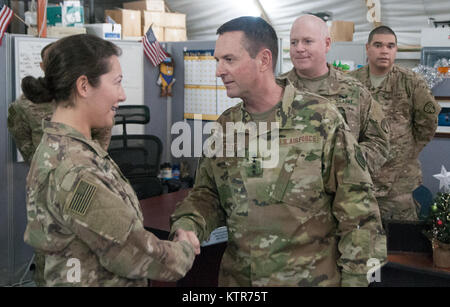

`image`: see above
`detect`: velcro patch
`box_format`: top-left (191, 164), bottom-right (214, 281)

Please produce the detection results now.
top-left (68, 180), bottom-right (97, 216)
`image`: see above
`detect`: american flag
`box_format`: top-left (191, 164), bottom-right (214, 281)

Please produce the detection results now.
top-left (143, 26), bottom-right (168, 66)
top-left (0, 5), bottom-right (13, 46)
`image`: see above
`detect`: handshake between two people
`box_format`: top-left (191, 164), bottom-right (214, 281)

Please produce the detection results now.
top-left (173, 229), bottom-right (201, 256)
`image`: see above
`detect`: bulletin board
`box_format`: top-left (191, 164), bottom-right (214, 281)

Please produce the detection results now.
top-left (183, 49), bottom-right (240, 120)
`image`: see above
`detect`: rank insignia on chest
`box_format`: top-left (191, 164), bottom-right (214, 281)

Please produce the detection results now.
top-left (354, 144), bottom-right (367, 170)
top-left (246, 157), bottom-right (263, 178)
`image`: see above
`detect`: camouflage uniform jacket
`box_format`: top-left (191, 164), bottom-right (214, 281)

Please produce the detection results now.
top-left (277, 66), bottom-right (390, 175)
top-left (24, 121), bottom-right (194, 286)
top-left (170, 84), bottom-right (386, 287)
top-left (7, 96), bottom-right (112, 163)
top-left (349, 65), bottom-right (441, 196)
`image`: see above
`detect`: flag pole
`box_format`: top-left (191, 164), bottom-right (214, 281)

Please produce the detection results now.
top-left (37, 0), bottom-right (47, 38)
top-left (13, 13), bottom-right (30, 27)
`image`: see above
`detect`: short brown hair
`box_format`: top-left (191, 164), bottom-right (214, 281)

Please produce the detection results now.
top-left (217, 16), bottom-right (278, 71)
top-left (368, 25), bottom-right (397, 44)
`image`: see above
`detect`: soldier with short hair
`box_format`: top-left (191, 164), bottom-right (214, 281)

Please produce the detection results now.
top-left (170, 16), bottom-right (386, 287)
top-left (349, 26), bottom-right (441, 221)
top-left (23, 34), bottom-right (196, 286)
top-left (277, 14), bottom-right (390, 175)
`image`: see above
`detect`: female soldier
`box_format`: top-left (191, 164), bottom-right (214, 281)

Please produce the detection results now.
top-left (23, 34), bottom-right (197, 286)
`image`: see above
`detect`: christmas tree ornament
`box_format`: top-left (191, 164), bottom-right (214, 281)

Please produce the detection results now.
top-left (433, 165), bottom-right (450, 193)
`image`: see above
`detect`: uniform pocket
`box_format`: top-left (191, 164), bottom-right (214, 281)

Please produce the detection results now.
top-left (268, 146), bottom-right (324, 214)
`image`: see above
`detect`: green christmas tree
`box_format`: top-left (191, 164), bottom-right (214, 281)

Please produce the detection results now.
top-left (428, 192), bottom-right (450, 244)
top-left (428, 166), bottom-right (450, 244)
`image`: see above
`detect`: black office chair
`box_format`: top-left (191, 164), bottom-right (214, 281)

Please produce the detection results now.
top-left (108, 105), bottom-right (163, 199)
top-left (413, 185), bottom-right (434, 220)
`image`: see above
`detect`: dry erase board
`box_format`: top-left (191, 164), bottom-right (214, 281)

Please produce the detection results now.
top-left (13, 35), bottom-right (144, 106)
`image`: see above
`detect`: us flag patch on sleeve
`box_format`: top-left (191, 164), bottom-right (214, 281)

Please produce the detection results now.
top-left (68, 180), bottom-right (97, 216)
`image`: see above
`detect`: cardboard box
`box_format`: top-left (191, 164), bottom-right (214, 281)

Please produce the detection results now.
top-left (123, 1), bottom-right (165, 12)
top-left (164, 27), bottom-right (186, 41)
top-left (329, 21), bottom-right (354, 42)
top-left (105, 9), bottom-right (141, 39)
top-left (84, 23), bottom-right (121, 40)
top-left (142, 11), bottom-right (185, 29)
top-left (27, 26), bottom-right (86, 38)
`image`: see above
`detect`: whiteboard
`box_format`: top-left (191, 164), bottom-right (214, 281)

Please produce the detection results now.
top-left (13, 35), bottom-right (144, 107)
top-left (12, 35), bottom-right (144, 135)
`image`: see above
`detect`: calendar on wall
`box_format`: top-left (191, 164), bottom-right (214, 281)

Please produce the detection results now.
top-left (184, 50), bottom-right (240, 120)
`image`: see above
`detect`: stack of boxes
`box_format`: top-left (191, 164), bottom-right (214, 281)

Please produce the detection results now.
top-left (105, 0), bottom-right (187, 41)
top-left (329, 21), bottom-right (355, 42)
top-left (15, 0), bottom-right (187, 41)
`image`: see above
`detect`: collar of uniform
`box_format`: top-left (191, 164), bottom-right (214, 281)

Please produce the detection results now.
top-left (42, 120), bottom-right (108, 158)
top-left (366, 64), bottom-right (397, 92)
top-left (239, 102), bottom-right (253, 123)
top-left (279, 65), bottom-right (340, 96)
top-left (234, 85), bottom-right (292, 137)
top-left (382, 64), bottom-right (400, 92)
top-left (322, 64), bottom-right (341, 95)
top-left (276, 68), bottom-right (307, 92)
top-left (274, 83), bottom-right (299, 129)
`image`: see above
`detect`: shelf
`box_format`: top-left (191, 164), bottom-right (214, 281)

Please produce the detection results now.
top-left (396, 51), bottom-right (421, 60)
top-left (439, 101), bottom-right (450, 108)
top-left (436, 126), bottom-right (450, 133)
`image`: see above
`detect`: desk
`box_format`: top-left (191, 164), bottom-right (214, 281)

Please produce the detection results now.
top-left (140, 188), bottom-right (190, 232)
top-left (140, 190), bottom-right (450, 287)
top-left (140, 189), bottom-right (226, 287)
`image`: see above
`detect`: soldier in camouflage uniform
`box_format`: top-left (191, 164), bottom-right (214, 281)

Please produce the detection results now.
top-left (349, 26), bottom-right (441, 221)
top-left (7, 43), bottom-right (112, 286)
top-left (7, 97), bottom-right (112, 162)
top-left (277, 15), bottom-right (390, 175)
top-left (23, 34), bottom-right (196, 286)
top-left (170, 17), bottom-right (386, 287)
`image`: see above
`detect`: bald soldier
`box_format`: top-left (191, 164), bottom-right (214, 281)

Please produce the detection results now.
top-left (349, 26), bottom-right (441, 221)
top-left (277, 15), bottom-right (390, 175)
top-left (170, 16), bottom-right (386, 287)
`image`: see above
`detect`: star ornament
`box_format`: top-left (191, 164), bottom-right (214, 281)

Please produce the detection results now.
top-left (433, 165), bottom-right (450, 193)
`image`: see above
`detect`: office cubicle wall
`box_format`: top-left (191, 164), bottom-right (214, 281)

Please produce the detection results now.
top-left (0, 34), bottom-right (35, 286)
top-left (0, 31), bottom-right (10, 286)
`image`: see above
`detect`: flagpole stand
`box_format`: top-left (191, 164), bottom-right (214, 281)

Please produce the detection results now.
top-left (164, 42), bottom-right (173, 164)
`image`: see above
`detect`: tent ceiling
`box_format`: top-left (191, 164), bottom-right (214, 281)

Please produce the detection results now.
top-left (165, 0), bottom-right (450, 47)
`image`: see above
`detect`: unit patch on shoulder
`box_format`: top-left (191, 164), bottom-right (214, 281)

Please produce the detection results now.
top-left (68, 180), bottom-right (97, 216)
top-left (423, 101), bottom-right (436, 114)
